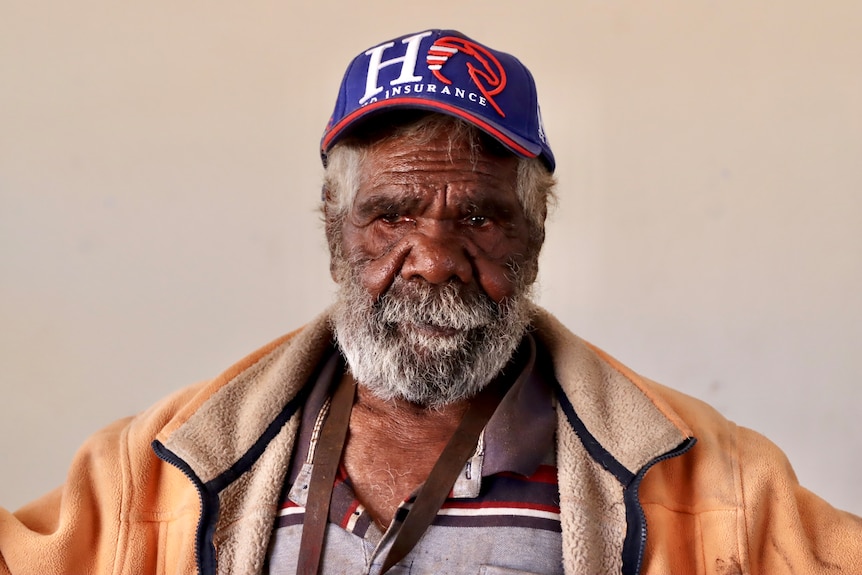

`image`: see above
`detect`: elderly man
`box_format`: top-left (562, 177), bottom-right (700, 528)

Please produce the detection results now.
top-left (1, 29), bottom-right (861, 575)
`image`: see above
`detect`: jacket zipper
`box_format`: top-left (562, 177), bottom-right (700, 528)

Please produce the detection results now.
top-left (151, 440), bottom-right (218, 575)
top-left (622, 437), bottom-right (697, 575)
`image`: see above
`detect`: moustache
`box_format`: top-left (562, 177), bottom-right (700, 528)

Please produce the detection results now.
top-left (374, 279), bottom-right (500, 332)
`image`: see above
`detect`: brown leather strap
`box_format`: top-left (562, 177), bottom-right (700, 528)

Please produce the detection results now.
top-left (296, 371), bottom-right (355, 575)
top-left (297, 337), bottom-right (536, 574)
top-left (379, 337), bottom-right (536, 573)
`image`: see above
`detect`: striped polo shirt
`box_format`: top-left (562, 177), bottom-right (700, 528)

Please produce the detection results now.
top-left (265, 337), bottom-right (562, 575)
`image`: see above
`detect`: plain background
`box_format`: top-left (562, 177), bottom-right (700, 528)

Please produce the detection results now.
top-left (1, 1), bottom-right (860, 513)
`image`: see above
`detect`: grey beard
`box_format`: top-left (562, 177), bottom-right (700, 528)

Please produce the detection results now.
top-left (331, 266), bottom-right (534, 408)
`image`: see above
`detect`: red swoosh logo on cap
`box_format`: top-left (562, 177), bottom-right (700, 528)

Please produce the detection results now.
top-left (426, 37), bottom-right (507, 117)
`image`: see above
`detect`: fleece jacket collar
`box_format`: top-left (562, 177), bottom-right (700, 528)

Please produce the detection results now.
top-left (154, 305), bottom-right (693, 575)
top-left (531, 307), bottom-right (692, 477)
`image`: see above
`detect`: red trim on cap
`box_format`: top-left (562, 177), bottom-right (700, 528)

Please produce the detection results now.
top-left (321, 97), bottom-right (538, 158)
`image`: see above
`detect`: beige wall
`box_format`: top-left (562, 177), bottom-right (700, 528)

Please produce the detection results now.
top-left (2, 1), bottom-right (860, 513)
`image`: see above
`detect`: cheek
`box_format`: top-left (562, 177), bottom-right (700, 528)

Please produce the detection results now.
top-left (340, 223), bottom-right (411, 299)
top-left (475, 268), bottom-right (515, 302)
top-left (471, 238), bottom-right (533, 303)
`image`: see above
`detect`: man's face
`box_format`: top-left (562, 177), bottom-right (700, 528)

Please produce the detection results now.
top-left (330, 129), bottom-right (538, 406)
top-left (342, 131), bottom-right (532, 305)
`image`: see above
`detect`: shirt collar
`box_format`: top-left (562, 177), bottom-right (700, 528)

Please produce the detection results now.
top-left (288, 334), bottom-right (558, 491)
top-left (482, 334), bottom-right (557, 477)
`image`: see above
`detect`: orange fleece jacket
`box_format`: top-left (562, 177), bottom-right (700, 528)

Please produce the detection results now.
top-left (1, 308), bottom-right (860, 574)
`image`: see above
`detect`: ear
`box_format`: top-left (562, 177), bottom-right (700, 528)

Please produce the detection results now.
top-left (321, 187), bottom-right (344, 283)
top-left (522, 227), bottom-right (545, 285)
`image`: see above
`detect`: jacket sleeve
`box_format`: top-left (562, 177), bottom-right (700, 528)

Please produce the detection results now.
top-left (0, 416), bottom-right (131, 575)
top-left (737, 425), bottom-right (862, 574)
top-left (0, 381), bottom-right (206, 575)
top-left (640, 380), bottom-right (862, 574)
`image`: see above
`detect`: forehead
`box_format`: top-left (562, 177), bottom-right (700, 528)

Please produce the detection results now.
top-left (357, 130), bottom-right (520, 202)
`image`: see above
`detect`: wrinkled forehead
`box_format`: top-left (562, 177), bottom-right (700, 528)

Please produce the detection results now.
top-left (358, 124), bottom-right (519, 187)
top-left (353, 135), bottom-right (522, 221)
top-left (342, 111), bottom-right (516, 161)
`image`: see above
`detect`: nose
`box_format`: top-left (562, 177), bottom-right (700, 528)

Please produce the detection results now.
top-left (399, 228), bottom-right (474, 285)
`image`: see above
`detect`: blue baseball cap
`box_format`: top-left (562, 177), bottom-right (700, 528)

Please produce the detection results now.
top-left (321, 29), bottom-right (555, 172)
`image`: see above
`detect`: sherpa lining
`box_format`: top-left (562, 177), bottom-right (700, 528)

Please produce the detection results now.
top-left (529, 308), bottom-right (690, 573)
top-left (531, 308), bottom-right (688, 475)
top-left (155, 306), bottom-right (692, 574)
top-left (159, 312), bottom-right (333, 484)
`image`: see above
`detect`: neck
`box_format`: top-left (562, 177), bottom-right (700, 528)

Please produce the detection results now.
top-left (342, 382), bottom-right (473, 528)
top-left (353, 384), bottom-right (470, 440)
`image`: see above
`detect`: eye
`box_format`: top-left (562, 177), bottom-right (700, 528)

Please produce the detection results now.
top-left (379, 213), bottom-right (402, 224)
top-left (464, 215), bottom-right (490, 227)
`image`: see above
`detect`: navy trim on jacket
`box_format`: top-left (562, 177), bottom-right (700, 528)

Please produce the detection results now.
top-left (554, 380), bottom-right (696, 575)
top-left (151, 383), bottom-right (313, 575)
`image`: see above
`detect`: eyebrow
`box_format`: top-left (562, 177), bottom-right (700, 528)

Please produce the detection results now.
top-left (353, 187), bottom-right (520, 220)
top-left (446, 188), bottom-right (523, 223)
top-left (352, 194), bottom-right (422, 220)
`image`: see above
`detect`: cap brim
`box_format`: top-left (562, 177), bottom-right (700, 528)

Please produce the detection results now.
top-left (321, 97), bottom-right (544, 161)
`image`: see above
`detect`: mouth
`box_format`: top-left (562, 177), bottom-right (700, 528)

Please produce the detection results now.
top-left (400, 322), bottom-right (463, 338)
